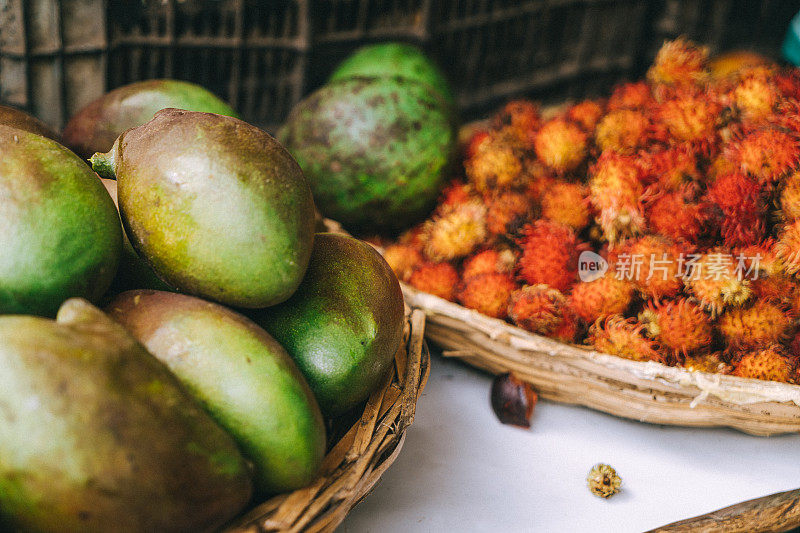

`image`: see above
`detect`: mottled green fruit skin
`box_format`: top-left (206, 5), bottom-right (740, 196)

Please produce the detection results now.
top-left (0, 299), bottom-right (252, 533)
top-left (253, 233), bottom-right (404, 416)
top-left (94, 109), bottom-right (316, 308)
top-left (279, 77), bottom-right (456, 233)
top-left (107, 290), bottom-right (327, 495)
top-left (0, 126), bottom-right (121, 316)
top-left (0, 105), bottom-right (60, 141)
top-left (100, 178), bottom-right (173, 293)
top-left (63, 79), bottom-right (239, 158)
top-left (329, 42), bottom-right (454, 104)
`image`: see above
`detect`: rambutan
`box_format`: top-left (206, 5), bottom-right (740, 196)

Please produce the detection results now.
top-left (492, 100), bottom-right (540, 144)
top-left (461, 247), bottom-right (517, 280)
top-left (408, 261), bottom-right (459, 301)
top-left (568, 272), bottom-right (636, 325)
top-left (485, 190), bottom-right (535, 236)
top-left (398, 223), bottom-right (428, 249)
top-left (683, 249), bottom-right (752, 316)
top-left (706, 153), bottom-right (738, 183)
top-left (643, 184), bottom-right (708, 244)
top-left (647, 37), bottom-right (709, 87)
top-left (438, 180), bottom-right (475, 210)
top-left (775, 68), bottom-right (800, 101)
top-left (549, 307), bottom-right (581, 343)
top-left (775, 220), bottom-right (800, 276)
top-left (681, 352), bottom-right (731, 374)
top-left (465, 131), bottom-right (526, 192)
top-left (653, 88), bottom-right (721, 147)
top-left (637, 143), bottom-right (700, 190)
top-left (607, 81), bottom-right (653, 111)
top-left (617, 235), bottom-right (683, 299)
top-left (638, 298), bottom-right (713, 357)
top-left (731, 69), bottom-right (780, 121)
top-left (523, 169), bottom-right (558, 201)
top-left (567, 100), bottom-right (604, 132)
top-left (423, 200), bottom-right (487, 262)
top-left (383, 244), bottom-right (423, 282)
top-left (465, 129), bottom-right (490, 159)
top-left (735, 239), bottom-right (793, 303)
top-left (595, 109), bottom-right (650, 154)
top-left (457, 272), bottom-right (516, 319)
top-left (533, 118), bottom-right (588, 174)
top-left (588, 152), bottom-right (645, 243)
top-left (731, 345), bottom-right (797, 383)
top-left (587, 315), bottom-right (663, 363)
top-left (717, 300), bottom-right (795, 349)
top-left (728, 126), bottom-right (800, 184)
top-left (516, 220), bottom-right (587, 292)
top-left (705, 172), bottom-right (766, 247)
top-left (507, 284), bottom-right (567, 335)
top-left (540, 182), bottom-right (591, 231)
top-left (780, 170), bottom-right (800, 221)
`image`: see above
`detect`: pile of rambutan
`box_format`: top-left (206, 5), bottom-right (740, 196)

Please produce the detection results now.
top-left (384, 39), bottom-right (800, 385)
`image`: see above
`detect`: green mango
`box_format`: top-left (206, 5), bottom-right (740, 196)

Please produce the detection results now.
top-left (329, 42), bottom-right (454, 104)
top-left (0, 299), bottom-right (252, 533)
top-left (0, 126), bottom-right (121, 316)
top-left (99, 178), bottom-right (173, 293)
top-left (279, 77), bottom-right (457, 234)
top-left (0, 105), bottom-right (60, 141)
top-left (252, 233), bottom-right (404, 416)
top-left (107, 290), bottom-right (326, 495)
top-left (63, 79), bottom-right (238, 158)
top-left (91, 109), bottom-right (316, 308)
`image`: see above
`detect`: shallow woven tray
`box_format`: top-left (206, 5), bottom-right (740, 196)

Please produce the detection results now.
top-left (227, 306), bottom-right (429, 532)
top-left (402, 283), bottom-right (800, 437)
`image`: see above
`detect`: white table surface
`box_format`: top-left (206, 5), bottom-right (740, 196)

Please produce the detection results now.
top-left (342, 351), bottom-right (800, 532)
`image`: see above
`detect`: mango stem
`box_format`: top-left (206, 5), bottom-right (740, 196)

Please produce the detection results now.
top-left (89, 144), bottom-right (118, 179)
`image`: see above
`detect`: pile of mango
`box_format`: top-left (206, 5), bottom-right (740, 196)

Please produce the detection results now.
top-left (0, 43), bottom-right (441, 532)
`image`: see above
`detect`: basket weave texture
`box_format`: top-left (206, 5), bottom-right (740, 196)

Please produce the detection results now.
top-left (227, 306), bottom-right (429, 533)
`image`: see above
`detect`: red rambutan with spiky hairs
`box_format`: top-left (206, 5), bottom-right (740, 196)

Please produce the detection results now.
top-left (423, 200), bottom-right (487, 262)
top-left (461, 247), bottom-right (517, 280)
top-left (616, 235), bottom-right (684, 299)
top-left (567, 100), bottom-right (605, 132)
top-left (780, 170), bottom-right (800, 222)
top-left (683, 248), bottom-right (753, 316)
top-left (568, 272), bottom-right (636, 325)
top-left (651, 87), bottom-right (722, 153)
top-left (595, 109), bottom-right (651, 154)
top-left (730, 68), bottom-right (781, 121)
top-left (484, 190), bottom-right (535, 237)
top-left (775, 219), bottom-right (800, 277)
top-left (516, 220), bottom-right (588, 292)
top-left (637, 143), bottom-right (700, 190)
top-left (383, 244), bottom-right (423, 282)
top-left (465, 130), bottom-right (528, 192)
top-left (638, 298), bottom-right (713, 358)
top-left (437, 180), bottom-right (475, 210)
top-left (717, 300), bottom-right (796, 349)
top-left (465, 129), bottom-right (490, 159)
top-left (541, 182), bottom-right (592, 232)
top-left (771, 98), bottom-right (800, 139)
top-left (507, 284), bottom-right (568, 336)
top-left (647, 37), bottom-right (709, 87)
top-left (643, 183), bottom-right (709, 244)
top-left (727, 126), bottom-right (800, 185)
top-left (775, 68), bottom-right (800, 101)
top-left (705, 172), bottom-right (766, 247)
top-left (457, 272), bottom-right (517, 319)
top-left (587, 315), bottom-right (665, 364)
top-left (492, 100), bottom-right (540, 141)
top-left (607, 81), bottom-right (653, 111)
top-left (523, 169), bottom-right (558, 202)
top-left (408, 261), bottom-right (459, 301)
top-left (588, 151), bottom-right (646, 243)
top-left (731, 345), bottom-right (797, 383)
top-left (533, 118), bottom-right (588, 174)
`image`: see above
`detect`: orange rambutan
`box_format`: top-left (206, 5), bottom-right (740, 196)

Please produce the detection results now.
top-left (775, 219), bottom-right (800, 276)
top-left (643, 184), bottom-right (709, 244)
top-left (507, 284), bottom-right (567, 335)
top-left (588, 152), bottom-right (645, 243)
top-left (533, 118), bottom-right (588, 174)
top-left (595, 109), bottom-right (650, 154)
top-left (653, 88), bottom-right (722, 147)
top-left (465, 129), bottom-right (490, 159)
top-left (705, 172), bottom-right (766, 247)
top-left (423, 200), bottom-right (487, 262)
top-left (617, 235), bottom-right (683, 299)
top-left (681, 352), bottom-right (732, 374)
top-left (637, 143), bottom-right (700, 190)
top-left (383, 244), bottom-right (423, 282)
top-left (549, 307), bottom-right (581, 343)
top-left (586, 315), bottom-right (663, 363)
top-left (706, 153), bottom-right (738, 183)
top-left (438, 179), bottom-right (476, 210)
top-left (776, 68), bottom-right (800, 100)
top-left (461, 247), bottom-right (517, 280)
top-left (779, 170), bottom-right (800, 221)
top-left (717, 300), bottom-right (795, 349)
top-left (728, 126), bottom-right (800, 184)
top-left (492, 100), bottom-right (540, 143)
top-left (568, 272), bottom-right (636, 325)
top-left (397, 223), bottom-right (428, 249)
top-left (735, 239), bottom-right (794, 303)
top-left (638, 298), bottom-right (713, 357)
top-left (523, 169), bottom-right (558, 201)
top-left (567, 100), bottom-right (605, 132)
top-left (647, 37), bottom-right (709, 87)
top-left (607, 81), bottom-right (653, 111)
top-left (731, 345), bottom-right (797, 383)
top-left (683, 248), bottom-right (752, 316)
top-left (540, 182), bottom-right (592, 231)
top-left (516, 220), bottom-right (587, 292)
top-left (408, 261), bottom-right (459, 301)
top-left (457, 272), bottom-right (516, 319)
top-left (485, 190), bottom-right (535, 237)
top-left (465, 131), bottom-right (527, 192)
top-left (731, 68), bottom-right (780, 121)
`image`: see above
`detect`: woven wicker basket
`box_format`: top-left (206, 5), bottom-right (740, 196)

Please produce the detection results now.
top-left (401, 283), bottom-right (800, 437)
top-left (226, 306), bottom-right (428, 532)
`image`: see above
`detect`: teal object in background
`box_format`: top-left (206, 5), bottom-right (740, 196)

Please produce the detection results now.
top-left (783, 11), bottom-right (800, 66)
